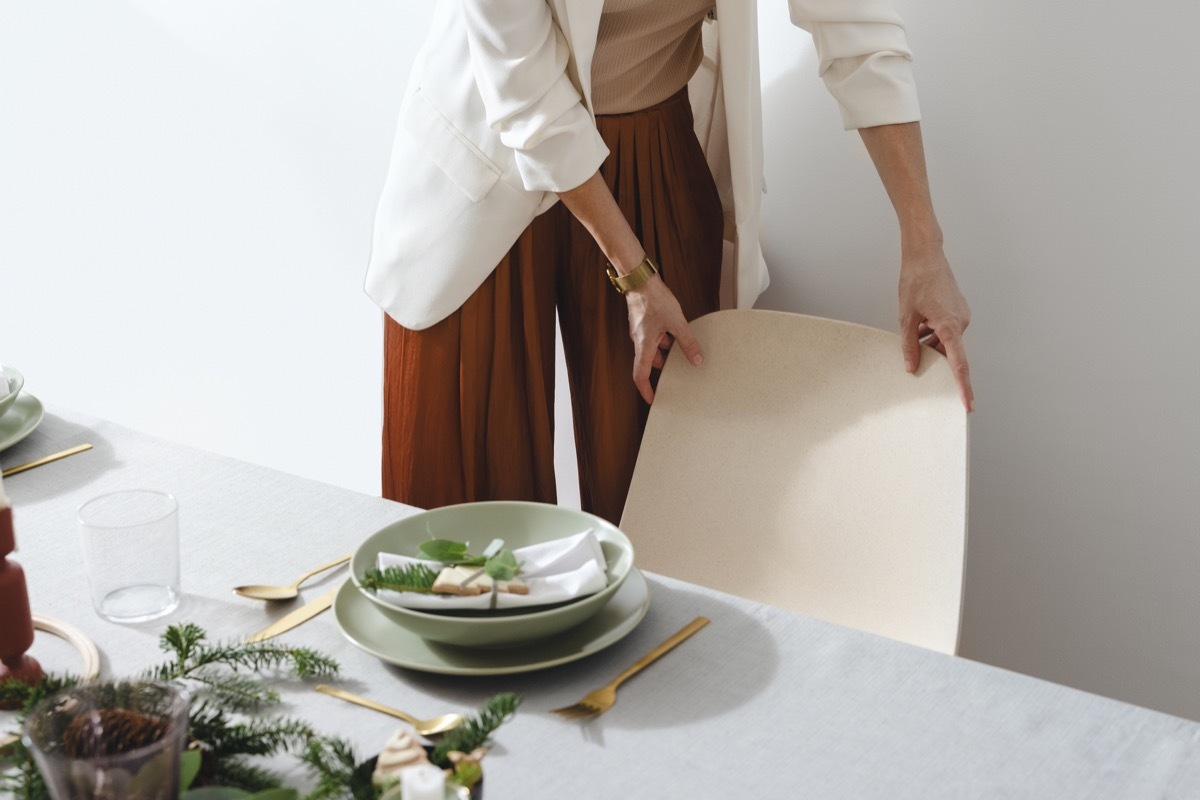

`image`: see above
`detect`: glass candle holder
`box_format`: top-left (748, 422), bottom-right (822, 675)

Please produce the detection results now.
top-left (22, 680), bottom-right (189, 800)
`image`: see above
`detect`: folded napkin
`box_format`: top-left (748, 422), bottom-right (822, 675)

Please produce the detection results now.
top-left (375, 530), bottom-right (608, 610)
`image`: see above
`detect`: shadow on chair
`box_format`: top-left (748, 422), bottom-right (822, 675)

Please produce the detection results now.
top-left (619, 309), bottom-right (969, 654)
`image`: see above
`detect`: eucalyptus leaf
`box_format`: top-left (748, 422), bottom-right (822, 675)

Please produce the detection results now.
top-left (485, 550), bottom-right (520, 582)
top-left (129, 749), bottom-right (175, 796)
top-left (180, 749), bottom-right (203, 792)
top-left (244, 789), bottom-right (300, 800)
top-left (453, 760), bottom-right (484, 789)
top-left (418, 539), bottom-right (468, 562)
top-left (181, 788), bottom-right (252, 800)
top-left (418, 539), bottom-right (486, 566)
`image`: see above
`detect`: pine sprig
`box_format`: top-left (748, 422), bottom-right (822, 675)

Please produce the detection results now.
top-left (298, 735), bottom-right (360, 800)
top-left (0, 674), bottom-right (77, 714)
top-left (360, 562), bottom-right (439, 594)
top-left (0, 741), bottom-right (45, 800)
top-left (430, 692), bottom-right (522, 767)
top-left (146, 626), bottom-right (339, 687)
top-left (188, 701), bottom-right (315, 759)
top-left (188, 667), bottom-right (281, 712)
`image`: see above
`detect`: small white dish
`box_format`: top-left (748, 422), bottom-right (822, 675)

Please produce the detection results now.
top-left (0, 393), bottom-right (44, 453)
top-left (0, 365), bottom-right (25, 418)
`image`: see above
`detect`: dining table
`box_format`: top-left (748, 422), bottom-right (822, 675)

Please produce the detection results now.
top-left (3, 404), bottom-right (1200, 799)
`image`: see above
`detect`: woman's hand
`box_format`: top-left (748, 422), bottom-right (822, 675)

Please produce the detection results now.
top-left (624, 276), bottom-right (704, 404)
top-left (899, 245), bottom-right (973, 411)
top-left (556, 172), bottom-right (705, 403)
top-left (857, 121), bottom-right (974, 412)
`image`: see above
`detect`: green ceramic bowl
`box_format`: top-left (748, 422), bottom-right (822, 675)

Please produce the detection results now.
top-left (0, 365), bottom-right (24, 418)
top-left (350, 502), bottom-right (635, 648)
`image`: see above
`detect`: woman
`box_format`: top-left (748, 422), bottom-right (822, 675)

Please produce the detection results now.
top-left (366, 0), bottom-right (973, 523)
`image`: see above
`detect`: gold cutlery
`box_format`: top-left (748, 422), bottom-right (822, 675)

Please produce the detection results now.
top-left (315, 684), bottom-right (465, 736)
top-left (244, 587), bottom-right (338, 643)
top-left (234, 553), bottom-right (352, 600)
top-left (550, 616), bottom-right (711, 720)
top-left (2, 443), bottom-right (93, 478)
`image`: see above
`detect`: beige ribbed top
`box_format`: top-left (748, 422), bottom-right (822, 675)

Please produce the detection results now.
top-left (592, 0), bottom-right (715, 115)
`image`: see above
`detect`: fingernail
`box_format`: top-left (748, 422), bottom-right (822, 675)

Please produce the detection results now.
top-left (905, 358), bottom-right (915, 372)
top-left (692, 354), bottom-right (703, 366)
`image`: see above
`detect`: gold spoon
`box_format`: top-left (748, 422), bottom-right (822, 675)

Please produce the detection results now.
top-left (315, 685), bottom-right (465, 736)
top-left (233, 554), bottom-right (352, 601)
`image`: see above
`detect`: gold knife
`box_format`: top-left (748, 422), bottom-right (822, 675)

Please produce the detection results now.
top-left (2, 443), bottom-right (94, 478)
top-left (244, 586), bottom-right (338, 643)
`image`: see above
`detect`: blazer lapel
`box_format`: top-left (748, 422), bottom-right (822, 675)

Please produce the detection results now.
top-left (555, 0), bottom-right (603, 111)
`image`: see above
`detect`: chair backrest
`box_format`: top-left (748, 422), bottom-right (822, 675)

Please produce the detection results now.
top-left (620, 309), bottom-right (969, 654)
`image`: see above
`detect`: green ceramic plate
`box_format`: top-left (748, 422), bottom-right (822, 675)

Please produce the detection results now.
top-left (333, 568), bottom-right (650, 675)
top-left (351, 501), bottom-right (635, 648)
top-left (0, 393), bottom-right (44, 453)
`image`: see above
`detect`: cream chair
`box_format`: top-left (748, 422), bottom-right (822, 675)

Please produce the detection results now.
top-left (619, 309), bottom-right (968, 654)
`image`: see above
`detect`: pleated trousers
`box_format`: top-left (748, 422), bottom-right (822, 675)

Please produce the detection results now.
top-left (382, 87), bottom-right (723, 524)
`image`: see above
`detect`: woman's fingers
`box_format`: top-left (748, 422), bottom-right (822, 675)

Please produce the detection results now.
top-left (626, 279), bottom-right (703, 404)
top-left (902, 312), bottom-right (973, 412)
top-left (898, 250), bottom-right (973, 411)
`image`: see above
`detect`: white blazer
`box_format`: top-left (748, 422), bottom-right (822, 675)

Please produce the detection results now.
top-left (365, 0), bottom-right (921, 330)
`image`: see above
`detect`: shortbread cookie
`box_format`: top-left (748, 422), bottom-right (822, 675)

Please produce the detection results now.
top-left (432, 565), bottom-right (529, 595)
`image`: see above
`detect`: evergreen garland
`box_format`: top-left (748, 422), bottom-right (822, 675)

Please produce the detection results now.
top-left (1, 623), bottom-right (521, 800)
top-left (1, 622), bottom-right (338, 799)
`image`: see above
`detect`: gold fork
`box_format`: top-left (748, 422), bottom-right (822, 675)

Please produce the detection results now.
top-left (550, 616), bottom-right (710, 720)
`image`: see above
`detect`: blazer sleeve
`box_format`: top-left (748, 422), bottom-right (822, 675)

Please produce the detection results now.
top-left (786, 0), bottom-right (922, 130)
top-left (459, 0), bottom-right (609, 193)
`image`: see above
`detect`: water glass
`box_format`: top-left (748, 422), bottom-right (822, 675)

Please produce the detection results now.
top-left (77, 490), bottom-right (180, 622)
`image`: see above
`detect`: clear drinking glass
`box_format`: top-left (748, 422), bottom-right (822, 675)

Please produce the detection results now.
top-left (22, 680), bottom-right (189, 800)
top-left (77, 490), bottom-right (180, 622)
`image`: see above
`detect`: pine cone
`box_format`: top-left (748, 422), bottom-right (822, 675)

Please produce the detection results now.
top-left (62, 708), bottom-right (170, 758)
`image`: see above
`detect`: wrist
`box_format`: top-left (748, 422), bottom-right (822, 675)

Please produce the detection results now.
top-left (607, 256), bottom-right (660, 294)
top-left (899, 219), bottom-right (944, 260)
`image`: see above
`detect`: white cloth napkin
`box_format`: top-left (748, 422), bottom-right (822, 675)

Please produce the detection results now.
top-left (375, 529), bottom-right (608, 610)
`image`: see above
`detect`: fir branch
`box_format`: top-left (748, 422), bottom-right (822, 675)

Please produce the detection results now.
top-left (298, 736), bottom-right (359, 800)
top-left (207, 758), bottom-right (285, 793)
top-left (189, 701), bottom-right (315, 758)
top-left (0, 674), bottom-right (77, 715)
top-left (360, 563), bottom-right (439, 594)
top-left (144, 636), bottom-right (339, 687)
top-left (187, 700), bottom-right (318, 790)
top-left (160, 622), bottom-right (208, 664)
top-left (0, 740), bottom-right (46, 800)
top-left (430, 692), bottom-right (522, 767)
top-left (188, 667), bottom-right (281, 712)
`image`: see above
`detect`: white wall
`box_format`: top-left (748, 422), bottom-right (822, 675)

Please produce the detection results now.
top-left (755, 0), bottom-right (1200, 720)
top-left (2, 1), bottom-right (409, 497)
top-left (4, 2), bottom-right (1199, 720)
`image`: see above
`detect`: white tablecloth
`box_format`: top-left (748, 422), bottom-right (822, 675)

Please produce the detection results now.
top-left (4, 406), bottom-right (1200, 798)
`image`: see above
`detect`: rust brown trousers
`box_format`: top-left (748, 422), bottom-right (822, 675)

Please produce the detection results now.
top-left (382, 87), bottom-right (723, 525)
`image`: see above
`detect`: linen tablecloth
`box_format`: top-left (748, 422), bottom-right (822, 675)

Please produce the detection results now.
top-left (4, 406), bottom-right (1200, 798)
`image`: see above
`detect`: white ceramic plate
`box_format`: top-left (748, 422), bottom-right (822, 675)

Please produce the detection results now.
top-left (334, 568), bottom-right (650, 675)
top-left (0, 393), bottom-right (44, 452)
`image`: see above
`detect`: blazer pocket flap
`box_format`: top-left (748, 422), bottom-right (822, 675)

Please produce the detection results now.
top-left (403, 89), bottom-right (501, 203)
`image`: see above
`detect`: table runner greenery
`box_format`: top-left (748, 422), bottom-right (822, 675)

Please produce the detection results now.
top-left (0, 623), bottom-right (518, 799)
